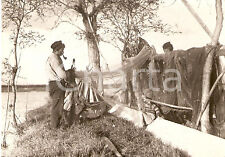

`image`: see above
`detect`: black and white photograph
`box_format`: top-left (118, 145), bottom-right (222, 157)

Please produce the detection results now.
top-left (1, 0), bottom-right (225, 156)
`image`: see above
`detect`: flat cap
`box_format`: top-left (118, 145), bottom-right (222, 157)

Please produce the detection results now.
top-left (51, 40), bottom-right (65, 51)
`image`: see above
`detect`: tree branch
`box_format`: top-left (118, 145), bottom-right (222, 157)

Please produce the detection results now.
top-left (56, 0), bottom-right (84, 14)
top-left (89, 0), bottom-right (110, 16)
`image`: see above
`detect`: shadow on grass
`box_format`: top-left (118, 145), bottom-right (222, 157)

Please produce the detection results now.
top-left (14, 105), bottom-right (189, 157)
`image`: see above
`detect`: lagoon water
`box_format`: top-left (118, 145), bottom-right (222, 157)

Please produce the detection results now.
top-left (1, 91), bottom-right (49, 125)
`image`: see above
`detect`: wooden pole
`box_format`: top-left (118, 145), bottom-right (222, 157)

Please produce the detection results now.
top-left (181, 0), bottom-right (223, 133)
top-left (195, 70), bottom-right (225, 129)
top-left (200, 0), bottom-right (223, 133)
top-left (211, 0), bottom-right (224, 45)
top-left (181, 0), bottom-right (214, 39)
top-left (143, 96), bottom-right (193, 111)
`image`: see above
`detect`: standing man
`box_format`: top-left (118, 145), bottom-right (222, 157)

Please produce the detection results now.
top-left (162, 42), bottom-right (173, 54)
top-left (46, 40), bottom-right (67, 128)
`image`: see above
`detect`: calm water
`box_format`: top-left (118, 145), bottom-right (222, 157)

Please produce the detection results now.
top-left (1, 87), bottom-right (117, 126)
top-left (1, 91), bottom-right (49, 124)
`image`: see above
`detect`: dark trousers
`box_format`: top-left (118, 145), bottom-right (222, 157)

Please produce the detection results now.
top-left (63, 103), bottom-right (76, 126)
top-left (48, 81), bottom-right (65, 128)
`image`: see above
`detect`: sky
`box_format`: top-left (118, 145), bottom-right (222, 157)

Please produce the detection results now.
top-left (1, 0), bottom-right (225, 85)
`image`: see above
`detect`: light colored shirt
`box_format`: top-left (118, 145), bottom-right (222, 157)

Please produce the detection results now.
top-left (46, 53), bottom-right (67, 81)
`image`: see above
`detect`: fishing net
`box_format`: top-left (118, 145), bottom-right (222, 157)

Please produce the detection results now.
top-left (145, 47), bottom-right (208, 123)
top-left (72, 43), bottom-right (224, 126)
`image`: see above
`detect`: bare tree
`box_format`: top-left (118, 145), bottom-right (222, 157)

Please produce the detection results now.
top-left (2, 0), bottom-right (45, 129)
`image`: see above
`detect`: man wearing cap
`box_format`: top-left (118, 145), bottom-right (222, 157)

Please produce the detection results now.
top-left (46, 40), bottom-right (67, 128)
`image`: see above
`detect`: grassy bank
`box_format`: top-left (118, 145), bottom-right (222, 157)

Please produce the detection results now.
top-left (12, 105), bottom-right (188, 157)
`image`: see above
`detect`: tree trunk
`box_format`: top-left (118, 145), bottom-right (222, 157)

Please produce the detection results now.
top-left (200, 0), bottom-right (223, 133)
top-left (82, 14), bottom-right (103, 95)
top-left (11, 26), bottom-right (21, 128)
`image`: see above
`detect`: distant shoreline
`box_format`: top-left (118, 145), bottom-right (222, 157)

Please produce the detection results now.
top-left (1, 83), bottom-right (121, 92)
top-left (1, 84), bottom-right (48, 92)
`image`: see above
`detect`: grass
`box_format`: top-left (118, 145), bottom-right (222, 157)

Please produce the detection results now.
top-left (12, 104), bottom-right (189, 157)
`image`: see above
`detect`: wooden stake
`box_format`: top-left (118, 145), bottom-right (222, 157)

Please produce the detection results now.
top-left (200, 0), bottom-right (223, 133)
top-left (195, 70), bottom-right (225, 129)
top-left (181, 0), bottom-right (223, 133)
top-left (181, 0), bottom-right (214, 39)
top-left (212, 0), bottom-right (224, 45)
